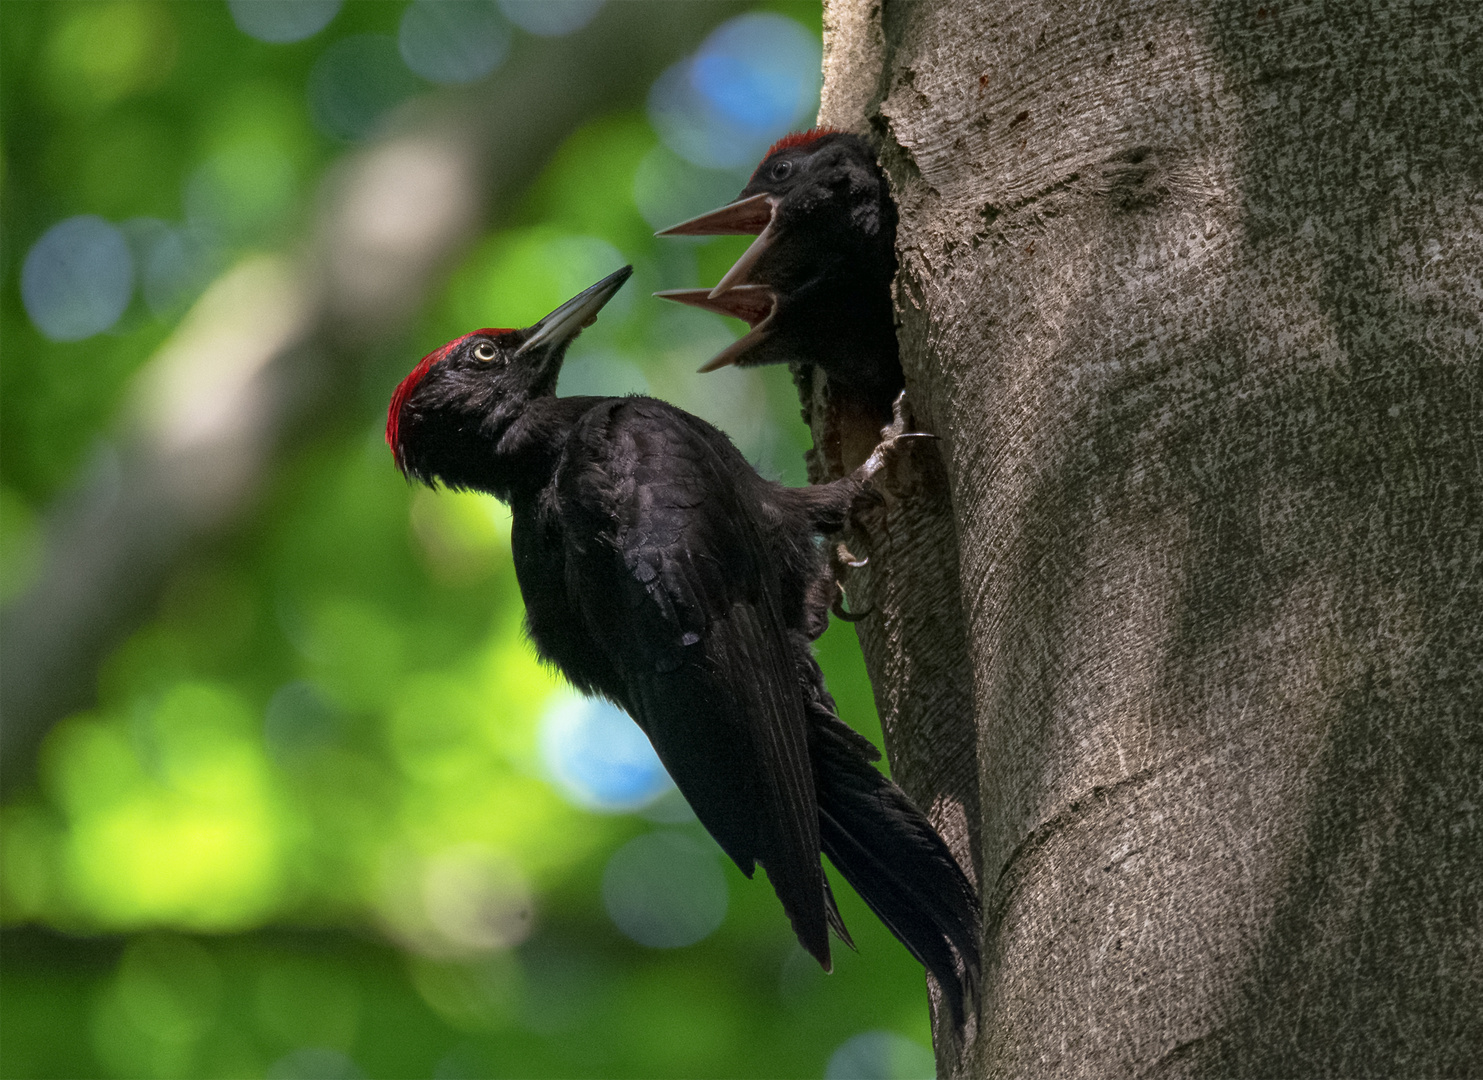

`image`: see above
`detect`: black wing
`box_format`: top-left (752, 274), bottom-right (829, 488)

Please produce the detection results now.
top-left (555, 398), bottom-right (838, 967)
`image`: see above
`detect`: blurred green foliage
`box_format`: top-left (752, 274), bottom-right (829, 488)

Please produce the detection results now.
top-left (1, 2), bottom-right (937, 1077)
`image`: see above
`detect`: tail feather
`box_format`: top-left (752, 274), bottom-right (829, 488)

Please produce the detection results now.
top-left (808, 700), bottom-right (981, 1029)
top-left (821, 875), bottom-right (856, 952)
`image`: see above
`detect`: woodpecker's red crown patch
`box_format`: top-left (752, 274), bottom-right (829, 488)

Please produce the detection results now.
top-left (763, 127), bottom-right (840, 159)
top-left (387, 329), bottom-right (508, 454)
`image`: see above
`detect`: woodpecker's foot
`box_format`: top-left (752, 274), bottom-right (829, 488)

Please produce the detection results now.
top-left (835, 540), bottom-right (867, 570)
top-left (826, 543), bottom-right (873, 621)
top-left (885, 387), bottom-right (911, 440)
top-left (853, 391), bottom-right (935, 495)
top-left (831, 581), bottom-right (872, 622)
top-left (828, 392), bottom-right (932, 623)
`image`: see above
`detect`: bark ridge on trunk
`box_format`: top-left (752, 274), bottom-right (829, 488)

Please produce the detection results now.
top-left (820, 1), bottom-right (1483, 1074)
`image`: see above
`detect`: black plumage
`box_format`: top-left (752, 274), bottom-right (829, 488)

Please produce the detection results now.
top-left (388, 267), bottom-right (979, 1026)
top-left (656, 129), bottom-right (903, 409)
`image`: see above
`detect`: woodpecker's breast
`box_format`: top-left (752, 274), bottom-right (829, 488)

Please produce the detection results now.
top-left (508, 498), bottom-right (616, 698)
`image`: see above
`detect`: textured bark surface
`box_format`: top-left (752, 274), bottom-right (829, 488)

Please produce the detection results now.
top-left (801, 366), bottom-right (982, 1059)
top-left (821, 0), bottom-right (1483, 1075)
top-left (814, 6), bottom-right (984, 1057)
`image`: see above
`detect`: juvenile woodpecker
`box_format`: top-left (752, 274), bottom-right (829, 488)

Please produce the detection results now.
top-left (656, 130), bottom-right (903, 410)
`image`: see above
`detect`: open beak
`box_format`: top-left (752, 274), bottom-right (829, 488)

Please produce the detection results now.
top-left (653, 284), bottom-right (776, 372)
top-left (656, 193), bottom-right (779, 300)
top-left (516, 265), bottom-right (633, 357)
top-left (655, 192), bottom-right (773, 236)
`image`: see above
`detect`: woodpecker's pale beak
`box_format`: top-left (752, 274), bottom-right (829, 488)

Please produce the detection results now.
top-left (516, 265), bottom-right (633, 357)
top-left (653, 285), bottom-right (776, 372)
top-left (655, 192), bottom-right (774, 236)
top-left (656, 194), bottom-right (779, 300)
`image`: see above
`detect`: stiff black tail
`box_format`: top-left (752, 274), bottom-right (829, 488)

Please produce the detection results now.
top-left (807, 692), bottom-right (982, 1030)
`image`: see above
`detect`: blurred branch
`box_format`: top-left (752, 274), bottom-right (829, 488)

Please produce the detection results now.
top-left (0, 2), bottom-right (744, 794)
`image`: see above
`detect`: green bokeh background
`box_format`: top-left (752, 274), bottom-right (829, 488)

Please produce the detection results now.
top-left (0, 2), bottom-right (937, 1077)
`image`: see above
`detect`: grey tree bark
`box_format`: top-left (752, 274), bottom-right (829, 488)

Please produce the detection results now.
top-left (818, 1), bottom-right (1482, 1075)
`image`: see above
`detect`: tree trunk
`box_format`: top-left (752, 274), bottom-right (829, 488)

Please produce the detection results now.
top-left (819, 1), bottom-right (1483, 1075)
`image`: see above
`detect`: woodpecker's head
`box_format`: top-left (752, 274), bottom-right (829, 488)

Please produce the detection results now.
top-left (654, 130), bottom-right (894, 372)
top-left (737, 128), bottom-right (869, 203)
top-left (388, 265), bottom-right (631, 486)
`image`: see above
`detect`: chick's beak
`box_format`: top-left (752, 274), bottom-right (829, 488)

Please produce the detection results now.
top-left (653, 285), bottom-right (777, 373)
top-left (655, 192), bottom-right (774, 237)
top-left (652, 285), bottom-right (774, 325)
top-left (657, 193), bottom-right (780, 300)
top-left (516, 265), bottom-right (633, 357)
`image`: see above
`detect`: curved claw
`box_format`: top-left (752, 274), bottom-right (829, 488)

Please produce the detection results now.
top-left (832, 581), bottom-right (873, 622)
top-left (836, 541), bottom-right (868, 570)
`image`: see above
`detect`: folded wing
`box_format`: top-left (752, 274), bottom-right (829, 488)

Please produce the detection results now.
top-left (556, 398), bottom-right (840, 967)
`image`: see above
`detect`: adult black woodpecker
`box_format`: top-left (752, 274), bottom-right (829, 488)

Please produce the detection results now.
top-left (655, 129), bottom-right (904, 413)
top-left (387, 267), bottom-right (980, 1028)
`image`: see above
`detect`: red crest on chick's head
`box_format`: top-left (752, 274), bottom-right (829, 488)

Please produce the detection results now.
top-left (758, 127), bottom-right (840, 165)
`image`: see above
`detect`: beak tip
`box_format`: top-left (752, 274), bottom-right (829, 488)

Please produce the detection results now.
top-left (654, 192), bottom-right (775, 238)
top-left (697, 347), bottom-right (743, 373)
top-left (519, 265), bottom-right (632, 356)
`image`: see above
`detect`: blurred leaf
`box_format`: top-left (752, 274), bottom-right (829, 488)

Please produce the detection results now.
top-left (43, 2), bottom-right (179, 113)
top-left (1, 4), bottom-right (943, 1077)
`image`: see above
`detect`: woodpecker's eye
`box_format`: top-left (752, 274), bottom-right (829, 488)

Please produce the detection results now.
top-left (770, 159), bottom-right (792, 181)
top-left (472, 341), bottom-right (497, 362)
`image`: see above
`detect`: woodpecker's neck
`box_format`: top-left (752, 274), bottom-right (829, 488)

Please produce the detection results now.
top-left (488, 396), bottom-right (590, 501)
top-left (415, 395), bottom-right (599, 503)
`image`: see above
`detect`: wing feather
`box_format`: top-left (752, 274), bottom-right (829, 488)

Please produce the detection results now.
top-left (556, 399), bottom-right (833, 965)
